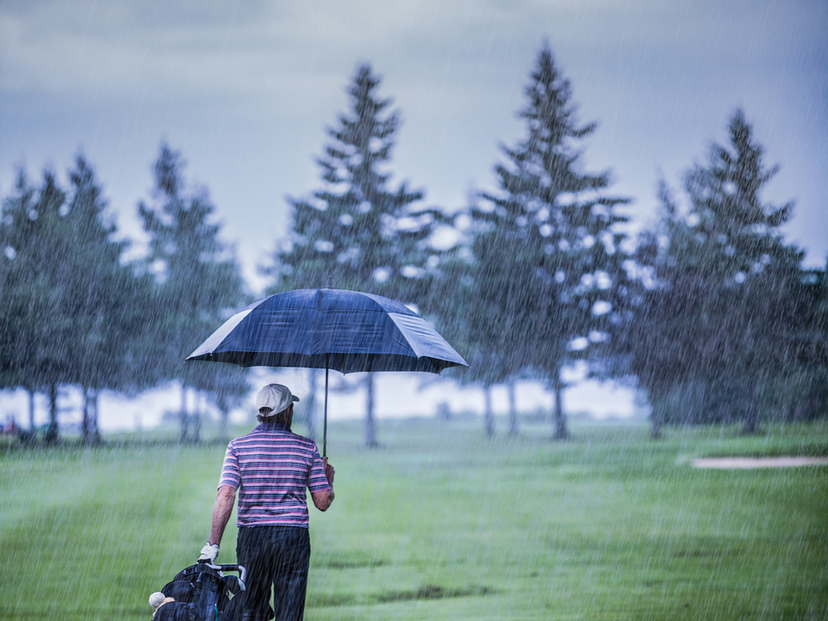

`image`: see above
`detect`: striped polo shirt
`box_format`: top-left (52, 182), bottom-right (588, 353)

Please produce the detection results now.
top-left (219, 422), bottom-right (331, 528)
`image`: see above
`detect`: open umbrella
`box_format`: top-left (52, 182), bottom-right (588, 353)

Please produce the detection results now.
top-left (186, 288), bottom-right (468, 455)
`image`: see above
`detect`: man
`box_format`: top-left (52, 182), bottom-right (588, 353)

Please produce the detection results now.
top-left (199, 383), bottom-right (335, 621)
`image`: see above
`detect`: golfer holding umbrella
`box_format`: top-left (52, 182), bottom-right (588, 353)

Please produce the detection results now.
top-left (198, 383), bottom-right (335, 621)
top-left (189, 288), bottom-right (467, 619)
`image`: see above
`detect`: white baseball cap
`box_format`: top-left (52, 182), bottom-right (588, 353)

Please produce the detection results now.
top-left (256, 383), bottom-right (299, 415)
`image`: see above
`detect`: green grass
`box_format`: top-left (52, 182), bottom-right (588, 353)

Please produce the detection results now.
top-left (1, 419), bottom-right (827, 620)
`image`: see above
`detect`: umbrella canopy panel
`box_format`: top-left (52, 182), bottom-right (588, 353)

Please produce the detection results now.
top-left (186, 288), bottom-right (467, 374)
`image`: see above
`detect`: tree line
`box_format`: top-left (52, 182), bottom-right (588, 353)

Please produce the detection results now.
top-left (2, 44), bottom-right (826, 445)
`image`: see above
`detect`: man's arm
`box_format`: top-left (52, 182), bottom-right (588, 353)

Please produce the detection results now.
top-left (208, 485), bottom-right (237, 546)
top-left (311, 457), bottom-right (335, 511)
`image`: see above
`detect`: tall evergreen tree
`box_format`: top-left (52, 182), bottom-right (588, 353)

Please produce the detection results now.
top-left (0, 170), bottom-right (46, 435)
top-left (1, 158), bottom-right (160, 444)
top-left (139, 144), bottom-right (248, 441)
top-left (263, 65), bottom-right (441, 447)
top-left (628, 110), bottom-right (807, 433)
top-left (64, 155), bottom-right (159, 443)
top-left (0, 170), bottom-right (78, 443)
top-left (446, 46), bottom-right (631, 439)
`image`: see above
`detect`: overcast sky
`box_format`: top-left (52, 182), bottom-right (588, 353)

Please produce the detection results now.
top-left (2, 0), bottom-right (827, 294)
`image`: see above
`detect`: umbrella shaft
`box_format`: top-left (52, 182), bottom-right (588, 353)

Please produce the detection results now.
top-left (323, 358), bottom-right (329, 458)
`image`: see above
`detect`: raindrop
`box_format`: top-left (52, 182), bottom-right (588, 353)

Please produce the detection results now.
top-left (314, 240), bottom-right (334, 253)
top-left (59, 204), bottom-right (70, 217)
top-left (554, 270), bottom-right (565, 283)
top-left (539, 224), bottom-right (553, 237)
top-left (339, 214), bottom-right (353, 226)
top-left (724, 245), bottom-right (736, 256)
top-left (359, 201), bottom-right (371, 213)
top-left (558, 239), bottom-right (570, 251)
top-left (28, 209), bottom-right (38, 220)
top-left (734, 272), bottom-right (747, 283)
top-left (4, 246), bottom-right (16, 260)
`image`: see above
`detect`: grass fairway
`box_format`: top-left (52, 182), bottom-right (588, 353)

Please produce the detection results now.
top-left (1, 418), bottom-right (827, 620)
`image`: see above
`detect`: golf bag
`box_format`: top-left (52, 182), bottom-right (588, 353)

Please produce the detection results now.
top-left (155, 561), bottom-right (247, 621)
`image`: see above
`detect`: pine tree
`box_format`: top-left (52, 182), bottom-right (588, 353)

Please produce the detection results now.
top-left (630, 110), bottom-right (806, 433)
top-left (0, 170), bottom-right (79, 443)
top-left (0, 170), bottom-right (46, 436)
top-left (455, 46), bottom-right (631, 439)
top-left (263, 65), bottom-right (441, 447)
top-left (1, 158), bottom-right (164, 444)
top-left (139, 144), bottom-right (248, 442)
top-left (63, 155), bottom-right (159, 443)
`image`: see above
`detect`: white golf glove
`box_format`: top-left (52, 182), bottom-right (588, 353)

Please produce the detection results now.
top-left (198, 543), bottom-right (219, 563)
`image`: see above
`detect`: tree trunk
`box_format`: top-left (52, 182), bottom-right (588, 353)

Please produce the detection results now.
top-left (45, 384), bottom-right (59, 445)
top-left (89, 389), bottom-right (100, 444)
top-left (27, 389), bottom-right (36, 431)
top-left (306, 369), bottom-right (318, 441)
top-left (743, 390), bottom-right (759, 434)
top-left (650, 406), bottom-right (662, 440)
top-left (179, 383), bottom-right (189, 443)
top-left (218, 407), bottom-right (229, 443)
top-left (507, 380), bottom-right (519, 436)
top-left (81, 388), bottom-right (101, 445)
top-left (365, 374), bottom-right (377, 448)
top-left (81, 387), bottom-right (90, 441)
top-left (191, 391), bottom-right (202, 444)
top-left (484, 385), bottom-right (495, 438)
top-left (552, 367), bottom-right (568, 440)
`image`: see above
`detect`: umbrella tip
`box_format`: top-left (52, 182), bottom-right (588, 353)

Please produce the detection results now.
top-left (325, 275), bottom-right (333, 289)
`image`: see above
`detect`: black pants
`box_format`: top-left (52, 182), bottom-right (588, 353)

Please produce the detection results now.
top-left (236, 526), bottom-right (311, 621)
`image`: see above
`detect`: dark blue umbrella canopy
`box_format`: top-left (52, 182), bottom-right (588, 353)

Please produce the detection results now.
top-left (187, 288), bottom-right (467, 456)
top-left (186, 288), bottom-right (468, 374)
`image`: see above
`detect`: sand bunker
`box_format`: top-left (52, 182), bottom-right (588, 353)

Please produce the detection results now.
top-left (692, 457), bottom-right (828, 469)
